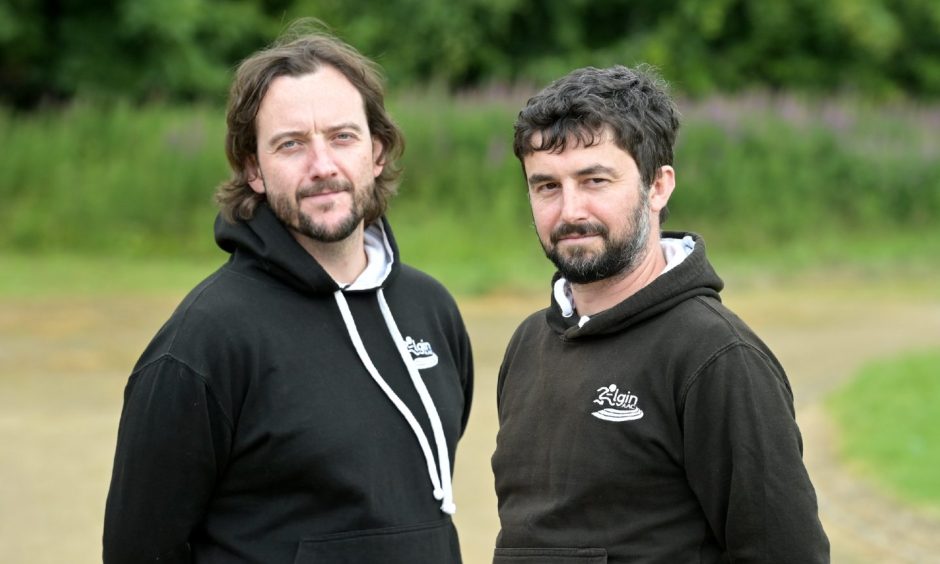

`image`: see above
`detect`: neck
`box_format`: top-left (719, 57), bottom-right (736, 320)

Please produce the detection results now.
top-left (569, 234), bottom-right (666, 316)
top-left (293, 224), bottom-right (368, 285)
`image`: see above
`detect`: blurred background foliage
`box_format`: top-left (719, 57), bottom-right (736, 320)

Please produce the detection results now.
top-left (4, 0), bottom-right (940, 105)
top-left (2, 0), bottom-right (939, 293)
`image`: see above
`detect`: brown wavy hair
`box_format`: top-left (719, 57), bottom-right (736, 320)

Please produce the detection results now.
top-left (215, 20), bottom-right (404, 224)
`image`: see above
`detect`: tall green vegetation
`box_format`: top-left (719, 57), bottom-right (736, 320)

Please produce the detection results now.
top-left (0, 103), bottom-right (228, 256)
top-left (2, 92), bottom-right (938, 292)
top-left (674, 94), bottom-right (940, 247)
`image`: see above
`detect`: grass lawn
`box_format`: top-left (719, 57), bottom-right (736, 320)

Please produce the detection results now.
top-left (5, 226), bottom-right (940, 300)
top-left (827, 349), bottom-right (940, 511)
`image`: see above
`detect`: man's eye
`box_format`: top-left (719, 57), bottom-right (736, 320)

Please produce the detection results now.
top-left (278, 140), bottom-right (300, 150)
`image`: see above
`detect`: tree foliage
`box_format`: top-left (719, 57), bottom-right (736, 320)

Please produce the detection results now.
top-left (3, 0), bottom-right (940, 107)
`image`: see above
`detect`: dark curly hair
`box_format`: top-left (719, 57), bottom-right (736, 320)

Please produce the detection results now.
top-left (513, 65), bottom-right (679, 224)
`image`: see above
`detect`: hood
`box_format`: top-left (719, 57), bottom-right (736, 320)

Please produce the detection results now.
top-left (215, 202), bottom-right (400, 294)
top-left (547, 231), bottom-right (724, 340)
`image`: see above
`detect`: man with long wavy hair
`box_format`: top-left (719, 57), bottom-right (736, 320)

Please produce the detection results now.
top-left (104, 21), bottom-right (472, 564)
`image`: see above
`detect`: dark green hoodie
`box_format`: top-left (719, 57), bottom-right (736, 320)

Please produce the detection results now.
top-left (492, 232), bottom-right (828, 563)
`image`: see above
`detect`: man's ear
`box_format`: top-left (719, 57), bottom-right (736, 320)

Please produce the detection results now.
top-left (649, 165), bottom-right (675, 217)
top-left (372, 137), bottom-right (386, 178)
top-left (246, 157), bottom-right (265, 194)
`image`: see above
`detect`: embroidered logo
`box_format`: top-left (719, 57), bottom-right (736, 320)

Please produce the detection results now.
top-left (592, 384), bottom-right (644, 422)
top-left (405, 336), bottom-right (439, 370)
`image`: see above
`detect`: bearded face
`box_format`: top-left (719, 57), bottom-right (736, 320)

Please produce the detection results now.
top-left (542, 190), bottom-right (651, 284)
top-left (267, 178), bottom-right (373, 243)
top-left (247, 67), bottom-right (386, 246)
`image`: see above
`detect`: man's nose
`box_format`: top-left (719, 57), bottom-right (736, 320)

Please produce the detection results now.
top-left (306, 138), bottom-right (339, 179)
top-left (559, 184), bottom-right (589, 223)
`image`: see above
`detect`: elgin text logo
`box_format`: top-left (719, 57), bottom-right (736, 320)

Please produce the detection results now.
top-left (592, 384), bottom-right (644, 422)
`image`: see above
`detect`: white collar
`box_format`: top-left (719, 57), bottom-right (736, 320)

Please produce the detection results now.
top-left (344, 222), bottom-right (395, 290)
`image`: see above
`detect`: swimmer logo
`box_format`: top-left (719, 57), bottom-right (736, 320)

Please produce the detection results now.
top-left (592, 384), bottom-right (644, 422)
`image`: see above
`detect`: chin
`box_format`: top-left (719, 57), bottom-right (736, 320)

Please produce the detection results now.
top-left (558, 244), bottom-right (600, 261)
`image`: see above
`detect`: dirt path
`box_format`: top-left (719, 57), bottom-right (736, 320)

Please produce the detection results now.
top-left (1, 274), bottom-right (938, 563)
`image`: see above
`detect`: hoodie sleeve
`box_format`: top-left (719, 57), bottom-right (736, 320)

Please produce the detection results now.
top-left (103, 356), bottom-right (232, 563)
top-left (681, 343), bottom-right (829, 563)
top-left (455, 315), bottom-right (474, 437)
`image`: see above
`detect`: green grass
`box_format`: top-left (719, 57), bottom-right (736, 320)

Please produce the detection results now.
top-left (4, 225), bottom-right (940, 299)
top-left (827, 350), bottom-right (940, 511)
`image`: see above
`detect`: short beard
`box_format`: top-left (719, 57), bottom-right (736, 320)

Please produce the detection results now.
top-left (269, 179), bottom-right (370, 243)
top-left (543, 195), bottom-right (651, 284)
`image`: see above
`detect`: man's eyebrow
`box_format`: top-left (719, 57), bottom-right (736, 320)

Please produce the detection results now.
top-left (574, 164), bottom-right (617, 177)
top-left (526, 172), bottom-right (557, 186)
top-left (324, 122), bottom-right (364, 135)
top-left (265, 130), bottom-right (307, 149)
top-left (527, 164), bottom-right (619, 186)
top-left (264, 123), bottom-right (365, 149)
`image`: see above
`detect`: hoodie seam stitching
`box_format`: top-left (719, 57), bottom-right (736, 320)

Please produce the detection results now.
top-left (132, 353), bottom-right (235, 432)
top-left (679, 340), bottom-right (782, 411)
top-left (677, 297), bottom-right (774, 407)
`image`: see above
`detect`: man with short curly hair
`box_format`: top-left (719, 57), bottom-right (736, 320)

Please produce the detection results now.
top-left (491, 65), bottom-right (828, 563)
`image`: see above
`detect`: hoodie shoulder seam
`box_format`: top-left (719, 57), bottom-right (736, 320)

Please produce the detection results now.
top-left (132, 352), bottom-right (235, 432)
top-left (677, 296), bottom-right (783, 406)
top-left (164, 270), bottom-right (226, 349)
top-left (679, 339), bottom-right (783, 412)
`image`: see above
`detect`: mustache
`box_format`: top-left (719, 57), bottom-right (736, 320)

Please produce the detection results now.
top-left (550, 221), bottom-right (608, 245)
top-left (296, 179), bottom-right (353, 199)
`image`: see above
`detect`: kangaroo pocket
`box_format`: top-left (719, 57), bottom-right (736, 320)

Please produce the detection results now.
top-left (293, 519), bottom-right (461, 564)
top-left (494, 547), bottom-right (608, 564)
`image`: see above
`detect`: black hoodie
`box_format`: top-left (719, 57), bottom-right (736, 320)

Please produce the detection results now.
top-left (104, 204), bottom-right (473, 563)
top-left (492, 232), bottom-right (828, 563)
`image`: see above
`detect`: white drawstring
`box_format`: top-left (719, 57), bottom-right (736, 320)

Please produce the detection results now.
top-left (377, 289), bottom-right (455, 514)
top-left (333, 289), bottom-right (455, 514)
top-left (554, 277), bottom-right (574, 317)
